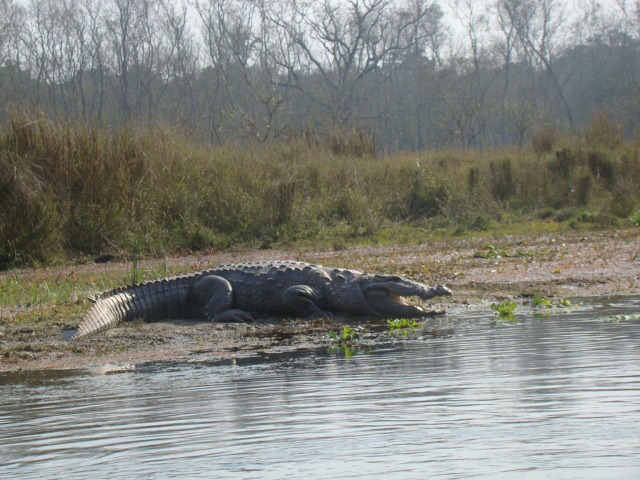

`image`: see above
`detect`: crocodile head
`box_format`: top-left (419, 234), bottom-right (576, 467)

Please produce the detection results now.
top-left (358, 274), bottom-right (452, 318)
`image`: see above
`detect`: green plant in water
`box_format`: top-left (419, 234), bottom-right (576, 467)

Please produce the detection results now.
top-left (327, 326), bottom-right (367, 356)
top-left (531, 295), bottom-right (575, 318)
top-left (490, 301), bottom-right (517, 322)
top-left (387, 318), bottom-right (421, 331)
top-left (328, 326), bottom-right (360, 345)
top-left (532, 296), bottom-right (573, 308)
top-left (532, 295), bottom-right (552, 308)
top-left (387, 318), bottom-right (422, 337)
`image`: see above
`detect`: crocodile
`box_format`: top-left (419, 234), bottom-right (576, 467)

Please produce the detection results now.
top-left (74, 261), bottom-right (452, 338)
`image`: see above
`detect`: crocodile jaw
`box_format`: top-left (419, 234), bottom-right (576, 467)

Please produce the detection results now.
top-left (363, 289), bottom-right (429, 318)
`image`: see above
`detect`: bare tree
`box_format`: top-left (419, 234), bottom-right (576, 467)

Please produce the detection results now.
top-left (103, 0), bottom-right (173, 119)
top-left (498, 0), bottom-right (575, 130)
top-left (493, 0), bottom-right (519, 142)
top-left (30, 0), bottom-right (93, 117)
top-left (1, 0), bottom-right (639, 149)
top-left (387, 0), bottom-right (444, 149)
top-left (195, 0), bottom-right (240, 142)
top-left (159, 0), bottom-right (201, 134)
top-left (196, 0), bottom-right (292, 142)
top-left (0, 0), bottom-right (28, 118)
top-left (270, 0), bottom-right (416, 125)
top-left (81, 0), bottom-right (108, 120)
top-left (443, 0), bottom-right (499, 146)
top-left (0, 0), bottom-right (23, 66)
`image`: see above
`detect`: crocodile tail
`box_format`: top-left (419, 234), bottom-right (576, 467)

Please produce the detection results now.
top-left (73, 276), bottom-right (195, 339)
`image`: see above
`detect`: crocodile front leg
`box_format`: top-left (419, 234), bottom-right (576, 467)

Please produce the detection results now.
top-left (282, 285), bottom-right (331, 318)
top-left (192, 275), bottom-right (254, 322)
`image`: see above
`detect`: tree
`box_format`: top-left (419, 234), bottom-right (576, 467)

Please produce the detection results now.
top-left (270, 0), bottom-right (416, 125)
top-left (498, 0), bottom-right (576, 130)
top-left (103, 0), bottom-right (172, 119)
top-left (196, 0), bottom-right (287, 142)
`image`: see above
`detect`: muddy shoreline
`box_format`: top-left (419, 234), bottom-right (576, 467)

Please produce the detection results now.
top-left (1, 229), bottom-right (638, 373)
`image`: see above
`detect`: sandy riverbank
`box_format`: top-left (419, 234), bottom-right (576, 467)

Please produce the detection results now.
top-left (1, 229), bottom-right (638, 372)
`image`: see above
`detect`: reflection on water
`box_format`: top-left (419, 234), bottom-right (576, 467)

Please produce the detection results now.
top-left (2, 296), bottom-right (640, 479)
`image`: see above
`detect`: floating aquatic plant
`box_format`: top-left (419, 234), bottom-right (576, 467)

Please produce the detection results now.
top-left (490, 301), bottom-right (517, 322)
top-left (531, 296), bottom-right (576, 318)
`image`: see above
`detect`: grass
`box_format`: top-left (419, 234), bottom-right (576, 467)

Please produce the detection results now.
top-left (0, 259), bottom-right (189, 326)
top-left (1, 112), bottom-right (639, 269)
top-left (490, 301), bottom-right (518, 322)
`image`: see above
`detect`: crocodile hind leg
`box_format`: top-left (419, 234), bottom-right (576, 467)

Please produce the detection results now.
top-left (282, 285), bottom-right (331, 319)
top-left (192, 275), bottom-right (254, 322)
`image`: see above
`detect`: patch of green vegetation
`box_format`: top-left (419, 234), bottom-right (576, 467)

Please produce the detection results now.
top-left (490, 301), bottom-right (518, 322)
top-left (0, 258), bottom-right (183, 326)
top-left (532, 296), bottom-right (573, 309)
top-left (472, 244), bottom-right (533, 259)
top-left (328, 326), bottom-right (361, 345)
top-left (531, 296), bottom-right (575, 318)
top-left (327, 326), bottom-right (367, 356)
top-left (387, 318), bottom-right (422, 337)
top-left (387, 318), bottom-right (421, 330)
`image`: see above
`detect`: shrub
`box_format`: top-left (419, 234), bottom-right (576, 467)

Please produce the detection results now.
top-left (549, 147), bottom-right (581, 180)
top-left (532, 126), bottom-right (558, 155)
top-left (609, 180), bottom-right (638, 218)
top-left (587, 150), bottom-right (616, 188)
top-left (0, 153), bottom-right (63, 266)
top-left (576, 175), bottom-right (592, 206)
top-left (585, 112), bottom-right (623, 149)
top-left (407, 171), bottom-right (451, 218)
top-left (489, 159), bottom-right (515, 205)
top-left (326, 127), bottom-right (376, 157)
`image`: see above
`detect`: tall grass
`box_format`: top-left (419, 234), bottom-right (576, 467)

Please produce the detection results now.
top-left (1, 112), bottom-right (638, 268)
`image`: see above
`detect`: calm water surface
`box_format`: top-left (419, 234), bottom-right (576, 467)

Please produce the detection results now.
top-left (2, 296), bottom-right (640, 479)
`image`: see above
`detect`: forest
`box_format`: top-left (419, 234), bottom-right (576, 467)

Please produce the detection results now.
top-left (1, 0), bottom-right (639, 151)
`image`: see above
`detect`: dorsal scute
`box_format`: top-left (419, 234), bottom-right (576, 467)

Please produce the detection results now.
top-left (90, 271), bottom-right (203, 301)
top-left (87, 261), bottom-right (336, 304)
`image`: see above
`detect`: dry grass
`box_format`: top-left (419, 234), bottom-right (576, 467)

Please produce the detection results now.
top-left (1, 112), bottom-right (639, 268)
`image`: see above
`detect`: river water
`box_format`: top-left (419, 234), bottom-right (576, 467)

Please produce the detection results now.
top-left (1, 296), bottom-right (640, 479)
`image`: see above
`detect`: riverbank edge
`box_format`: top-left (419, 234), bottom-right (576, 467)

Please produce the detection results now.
top-left (1, 229), bottom-right (638, 373)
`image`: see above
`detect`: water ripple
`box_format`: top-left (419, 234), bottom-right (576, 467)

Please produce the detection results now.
top-left (2, 296), bottom-right (640, 479)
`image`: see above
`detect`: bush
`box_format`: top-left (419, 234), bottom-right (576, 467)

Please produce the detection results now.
top-left (587, 150), bottom-right (616, 188)
top-left (549, 147), bottom-right (581, 180)
top-left (532, 126), bottom-right (558, 155)
top-left (0, 153), bottom-right (63, 266)
top-left (407, 171), bottom-right (450, 218)
top-left (609, 180), bottom-right (638, 218)
top-left (326, 127), bottom-right (376, 157)
top-left (489, 159), bottom-right (515, 205)
top-left (585, 112), bottom-right (623, 149)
